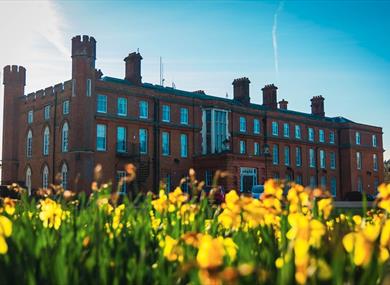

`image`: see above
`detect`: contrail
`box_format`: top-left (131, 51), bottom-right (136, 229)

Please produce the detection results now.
top-left (272, 1), bottom-right (284, 75)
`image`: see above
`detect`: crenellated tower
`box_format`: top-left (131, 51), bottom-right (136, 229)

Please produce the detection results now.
top-left (2, 65), bottom-right (25, 184)
top-left (70, 35), bottom-right (97, 191)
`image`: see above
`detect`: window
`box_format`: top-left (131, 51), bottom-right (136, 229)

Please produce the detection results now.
top-left (320, 150), bottom-right (326, 169)
top-left (165, 174), bottom-right (171, 192)
top-left (63, 100), bottom-right (69, 115)
top-left (295, 125), bottom-right (301, 139)
top-left (296, 175), bottom-right (303, 185)
top-left (319, 129), bottom-right (325, 143)
top-left (117, 171), bottom-right (127, 194)
top-left (253, 119), bottom-right (260, 134)
top-left (254, 142), bottom-right (260, 156)
top-left (97, 95), bottom-right (107, 113)
top-left (357, 176), bottom-right (363, 192)
top-left (356, 132), bottom-right (361, 145)
top-left (25, 167), bottom-right (32, 195)
top-left (28, 110), bottom-right (33, 124)
top-left (356, 152), bottom-right (362, 170)
top-left (61, 163), bottom-right (68, 190)
top-left (330, 177), bottom-right (337, 197)
top-left (202, 109), bottom-right (229, 154)
top-left (116, 126), bottom-right (126, 153)
top-left (309, 148), bottom-right (315, 168)
top-left (284, 146), bottom-right (290, 166)
top-left (86, 79), bottom-right (92, 97)
top-left (205, 170), bottom-right (213, 186)
top-left (62, 122), bottom-right (69, 152)
top-left (239, 117), bottom-right (246, 132)
top-left (330, 152), bottom-right (336, 169)
top-left (43, 127), bottom-right (50, 156)
top-left (273, 144), bottom-right (279, 165)
top-left (308, 128), bottom-right (314, 142)
top-left (96, 124), bottom-right (107, 151)
top-left (283, 123), bottom-right (290, 138)
top-left (180, 108), bottom-right (189, 125)
top-left (320, 176), bottom-right (327, 188)
top-left (309, 176), bottom-right (316, 188)
top-left (372, 135), bottom-right (377, 147)
top-left (162, 105), bottom-right (170, 122)
top-left (26, 130), bottom-right (33, 157)
top-left (139, 129), bottom-right (148, 154)
top-left (42, 165), bottom-right (49, 189)
top-left (162, 132), bottom-right (170, 155)
top-left (44, 105), bottom-right (50, 120)
top-left (373, 154), bottom-right (378, 171)
top-left (295, 147), bottom-right (302, 167)
top-left (239, 140), bottom-right (246, 154)
top-left (272, 121), bottom-right (278, 136)
top-left (180, 134), bottom-right (188, 158)
top-left (286, 173), bottom-right (292, 182)
top-left (117, 97), bottom-right (127, 116)
top-left (139, 101), bottom-right (148, 119)
top-left (329, 131), bottom-right (335, 144)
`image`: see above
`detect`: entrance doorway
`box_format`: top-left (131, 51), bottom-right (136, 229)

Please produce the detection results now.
top-left (240, 167), bottom-right (257, 194)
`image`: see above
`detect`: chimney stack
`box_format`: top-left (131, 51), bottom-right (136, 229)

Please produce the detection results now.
top-left (232, 77), bottom-right (250, 105)
top-left (311, 96), bottom-right (325, 117)
top-left (262, 84), bottom-right (278, 109)
top-left (124, 52), bottom-right (143, 85)
top-left (279, 99), bottom-right (288, 110)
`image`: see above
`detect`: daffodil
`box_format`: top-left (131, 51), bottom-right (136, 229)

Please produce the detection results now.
top-left (0, 215), bottom-right (12, 254)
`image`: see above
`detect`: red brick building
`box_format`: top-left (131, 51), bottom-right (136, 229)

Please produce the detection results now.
top-left (1, 35), bottom-right (384, 199)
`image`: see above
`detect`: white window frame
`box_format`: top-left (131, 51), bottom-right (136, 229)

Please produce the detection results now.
top-left (308, 128), bottom-right (314, 142)
top-left (356, 152), bottom-right (362, 170)
top-left (162, 131), bottom-right (170, 156)
top-left (180, 134), bottom-right (188, 158)
top-left (28, 110), bottom-right (33, 124)
top-left (86, 79), bottom-right (92, 97)
top-left (272, 121), bottom-right (278, 136)
top-left (26, 130), bottom-right (33, 157)
top-left (139, 101), bottom-right (149, 119)
top-left (253, 119), bottom-right (260, 134)
top-left (254, 142), bottom-right (260, 156)
top-left (329, 131), bottom-right (335, 144)
top-left (373, 154), bottom-right (378, 171)
top-left (356, 132), bottom-right (361, 145)
top-left (283, 123), bottom-right (290, 138)
top-left (180, 108), bottom-right (189, 125)
top-left (330, 177), bottom-right (337, 197)
top-left (372, 135), bottom-right (377, 147)
top-left (63, 100), bottom-right (70, 115)
top-left (44, 105), bottom-right (50, 120)
top-left (320, 150), bottom-right (326, 169)
top-left (97, 94), bottom-right (107, 113)
top-left (273, 144), bottom-right (279, 165)
top-left (309, 148), bottom-right (315, 168)
top-left (239, 140), bottom-right (246, 154)
top-left (295, 125), bottom-right (301, 139)
top-left (117, 170), bottom-right (127, 194)
top-left (61, 163), bottom-right (68, 190)
top-left (26, 167), bottom-right (32, 195)
top-left (162, 105), bottom-right (170, 122)
top-left (43, 127), bottom-right (50, 156)
top-left (42, 165), bottom-right (49, 189)
top-left (117, 97), bottom-right (128, 116)
top-left (96, 124), bottom-right (107, 151)
top-left (319, 129), bottom-right (325, 143)
top-left (139, 128), bottom-right (148, 154)
top-left (201, 108), bottom-right (229, 154)
top-left (116, 126), bottom-right (127, 153)
top-left (284, 146), bottom-right (290, 166)
top-left (62, 122), bottom-right (69, 152)
top-left (295, 147), bottom-right (302, 167)
top-left (239, 117), bottom-right (246, 133)
top-left (330, 152), bottom-right (336, 169)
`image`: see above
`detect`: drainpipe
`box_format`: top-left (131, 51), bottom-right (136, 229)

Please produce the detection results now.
top-left (153, 97), bottom-right (160, 193)
top-left (52, 91), bottom-right (58, 183)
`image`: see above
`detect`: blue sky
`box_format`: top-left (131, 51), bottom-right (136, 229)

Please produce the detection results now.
top-left (0, 0), bottom-right (389, 160)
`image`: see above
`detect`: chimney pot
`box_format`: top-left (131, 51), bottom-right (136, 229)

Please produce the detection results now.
top-left (279, 99), bottom-right (288, 110)
top-left (232, 77), bottom-right (250, 105)
top-left (124, 52), bottom-right (143, 85)
top-left (311, 95), bottom-right (325, 117)
top-left (262, 84), bottom-right (278, 109)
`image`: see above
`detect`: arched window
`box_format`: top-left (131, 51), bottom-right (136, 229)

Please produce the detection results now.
top-left (43, 127), bottom-right (50, 156)
top-left (26, 167), bottom-right (32, 195)
top-left (61, 163), bottom-right (68, 190)
top-left (62, 122), bottom-right (69, 152)
top-left (42, 165), bottom-right (49, 189)
top-left (26, 130), bottom-right (33, 157)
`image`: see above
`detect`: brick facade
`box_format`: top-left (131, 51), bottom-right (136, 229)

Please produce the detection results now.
top-left (1, 35), bottom-right (385, 199)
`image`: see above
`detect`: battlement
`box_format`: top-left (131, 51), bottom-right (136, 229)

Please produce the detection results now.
top-left (24, 81), bottom-right (71, 102)
top-left (3, 65), bottom-right (26, 86)
top-left (72, 35), bottom-right (96, 59)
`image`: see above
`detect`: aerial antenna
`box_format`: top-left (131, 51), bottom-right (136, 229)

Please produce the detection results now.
top-left (159, 57), bottom-right (165, 86)
top-left (226, 92), bottom-right (229, 98)
top-left (172, 82), bottom-right (176, 89)
top-left (137, 48), bottom-right (139, 53)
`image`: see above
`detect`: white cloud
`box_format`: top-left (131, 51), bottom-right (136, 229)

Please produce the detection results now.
top-left (0, 0), bottom-right (70, 181)
top-left (272, 1), bottom-right (284, 76)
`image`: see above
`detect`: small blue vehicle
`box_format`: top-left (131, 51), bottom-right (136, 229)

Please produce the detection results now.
top-left (251, 185), bottom-right (264, 199)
